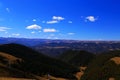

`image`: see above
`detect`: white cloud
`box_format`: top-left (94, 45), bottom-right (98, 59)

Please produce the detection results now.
top-left (47, 37), bottom-right (51, 39)
top-left (12, 33), bottom-right (20, 36)
top-left (53, 16), bottom-right (65, 21)
top-left (43, 28), bottom-right (57, 32)
top-left (54, 37), bottom-right (58, 39)
top-left (31, 31), bottom-right (35, 34)
top-left (38, 31), bottom-right (41, 32)
top-left (26, 24), bottom-right (42, 30)
top-left (68, 33), bottom-right (75, 35)
top-left (42, 21), bottom-right (45, 23)
top-left (85, 16), bottom-right (97, 22)
top-left (5, 32), bottom-right (8, 34)
top-left (0, 27), bottom-right (11, 31)
top-left (46, 20), bottom-right (58, 24)
top-left (47, 36), bottom-right (58, 39)
top-left (68, 21), bottom-right (72, 23)
top-left (46, 16), bottom-right (64, 24)
top-left (49, 34), bottom-right (55, 36)
top-left (32, 19), bottom-right (36, 22)
top-left (6, 8), bottom-right (10, 12)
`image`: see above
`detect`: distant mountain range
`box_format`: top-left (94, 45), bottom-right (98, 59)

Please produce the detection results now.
top-left (0, 37), bottom-right (120, 57)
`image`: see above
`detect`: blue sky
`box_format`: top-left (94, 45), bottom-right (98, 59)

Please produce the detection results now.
top-left (0, 0), bottom-right (120, 40)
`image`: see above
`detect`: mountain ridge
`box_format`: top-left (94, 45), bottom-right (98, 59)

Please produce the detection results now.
top-left (0, 43), bottom-right (79, 79)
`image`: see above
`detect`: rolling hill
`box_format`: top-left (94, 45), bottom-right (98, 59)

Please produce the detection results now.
top-left (81, 50), bottom-right (120, 80)
top-left (0, 43), bottom-right (79, 80)
top-left (59, 50), bottom-right (95, 66)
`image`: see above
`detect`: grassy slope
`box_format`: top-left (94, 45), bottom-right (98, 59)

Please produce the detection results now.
top-left (81, 50), bottom-right (120, 80)
top-left (0, 43), bottom-right (79, 79)
top-left (59, 50), bottom-right (95, 66)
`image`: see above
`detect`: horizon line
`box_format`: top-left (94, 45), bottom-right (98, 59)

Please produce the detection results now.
top-left (0, 37), bottom-right (120, 42)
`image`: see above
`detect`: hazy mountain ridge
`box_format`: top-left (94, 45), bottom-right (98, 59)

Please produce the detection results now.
top-left (1, 37), bottom-right (120, 57)
top-left (33, 40), bottom-right (120, 57)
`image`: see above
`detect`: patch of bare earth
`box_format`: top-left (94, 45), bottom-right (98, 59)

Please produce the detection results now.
top-left (75, 67), bottom-right (87, 80)
top-left (0, 52), bottom-right (22, 64)
top-left (0, 77), bottom-right (35, 80)
top-left (110, 57), bottom-right (120, 65)
top-left (0, 52), bottom-right (19, 60)
top-left (32, 74), bottom-right (68, 80)
top-left (109, 77), bottom-right (115, 80)
top-left (75, 72), bottom-right (84, 80)
top-left (42, 75), bottom-right (68, 80)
